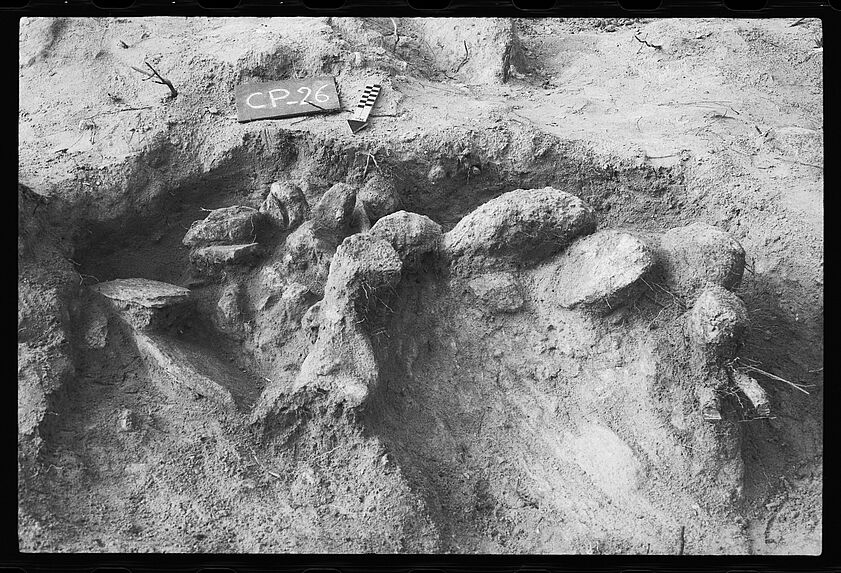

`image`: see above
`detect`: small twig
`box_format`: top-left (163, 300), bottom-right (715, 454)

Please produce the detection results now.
top-left (363, 152), bottom-right (381, 178)
top-left (454, 40), bottom-right (470, 74)
top-left (788, 17), bottom-right (807, 27)
top-left (735, 360), bottom-right (811, 395)
top-left (132, 61), bottom-right (177, 98)
top-left (776, 157), bottom-right (822, 170)
top-left (634, 35), bottom-right (662, 50)
top-left (79, 273), bottom-right (100, 286)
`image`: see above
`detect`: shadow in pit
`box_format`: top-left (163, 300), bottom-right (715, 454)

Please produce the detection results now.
top-left (734, 271), bottom-right (823, 502)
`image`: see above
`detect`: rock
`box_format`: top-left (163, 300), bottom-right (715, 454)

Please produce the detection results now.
top-left (427, 164), bottom-right (446, 182)
top-left (656, 222), bottom-right (746, 298)
top-left (359, 173), bottom-right (399, 223)
top-left (79, 302), bottom-right (109, 349)
top-left (251, 282), bottom-right (314, 350)
top-left (92, 278), bottom-right (190, 308)
top-left (280, 282), bottom-right (313, 325)
top-left (215, 282), bottom-right (246, 338)
top-left (118, 408), bottom-right (140, 432)
top-left (686, 284), bottom-right (749, 357)
top-left (311, 183), bottom-right (357, 239)
top-left (254, 234), bottom-right (404, 421)
top-left (91, 278), bottom-right (192, 331)
top-left (732, 371), bottom-right (770, 417)
top-left (190, 243), bottom-right (264, 270)
top-left (282, 221), bottom-right (335, 296)
top-left (324, 233), bottom-right (403, 312)
top-left (260, 181), bottom-right (309, 231)
top-left (468, 272), bottom-right (524, 313)
top-left (443, 187), bottom-right (596, 273)
top-left (18, 343), bottom-right (75, 440)
top-left (301, 300), bottom-right (323, 343)
top-left (370, 210), bottom-right (443, 268)
top-left (536, 230), bottom-right (654, 311)
top-left (182, 206), bottom-right (263, 248)
top-left (697, 385), bottom-right (722, 421)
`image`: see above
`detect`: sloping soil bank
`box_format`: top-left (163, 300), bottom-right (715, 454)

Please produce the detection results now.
top-left (18, 17), bottom-right (822, 554)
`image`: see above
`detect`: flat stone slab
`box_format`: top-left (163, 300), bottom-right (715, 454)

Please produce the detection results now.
top-left (182, 205), bottom-right (263, 248)
top-left (191, 243), bottom-right (264, 267)
top-left (542, 230), bottom-right (654, 309)
top-left (91, 278), bottom-right (191, 309)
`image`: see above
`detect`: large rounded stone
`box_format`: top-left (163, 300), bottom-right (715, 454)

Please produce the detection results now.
top-left (536, 230), bottom-right (654, 310)
top-left (370, 210), bottom-right (442, 267)
top-left (443, 187), bottom-right (596, 272)
top-left (657, 222), bottom-right (746, 297)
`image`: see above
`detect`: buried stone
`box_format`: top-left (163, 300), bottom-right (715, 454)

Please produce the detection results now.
top-left (253, 234), bottom-right (402, 420)
top-left (311, 183), bottom-right (358, 239)
top-left (260, 181), bottom-right (310, 231)
top-left (686, 284), bottom-right (749, 358)
top-left (358, 173), bottom-right (400, 223)
top-left (324, 233), bottom-right (403, 310)
top-left (182, 206), bottom-right (264, 248)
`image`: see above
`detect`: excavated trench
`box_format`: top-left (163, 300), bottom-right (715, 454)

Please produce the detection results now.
top-left (26, 127), bottom-right (765, 553)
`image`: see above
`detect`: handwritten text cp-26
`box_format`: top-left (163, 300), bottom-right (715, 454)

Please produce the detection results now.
top-left (235, 77), bottom-right (341, 123)
top-left (245, 83), bottom-right (333, 109)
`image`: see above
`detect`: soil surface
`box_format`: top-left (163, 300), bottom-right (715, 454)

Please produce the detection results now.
top-left (18, 17), bottom-right (822, 554)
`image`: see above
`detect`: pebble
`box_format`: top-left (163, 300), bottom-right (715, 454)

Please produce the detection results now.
top-left (118, 408), bottom-right (139, 432)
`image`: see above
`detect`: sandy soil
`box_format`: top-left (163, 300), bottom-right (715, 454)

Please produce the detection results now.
top-left (17, 17), bottom-right (822, 554)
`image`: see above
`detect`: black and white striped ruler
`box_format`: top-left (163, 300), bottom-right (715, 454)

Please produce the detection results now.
top-left (347, 83), bottom-right (381, 134)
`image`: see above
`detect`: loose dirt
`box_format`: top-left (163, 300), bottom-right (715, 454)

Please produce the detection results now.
top-left (17, 17), bottom-right (822, 554)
